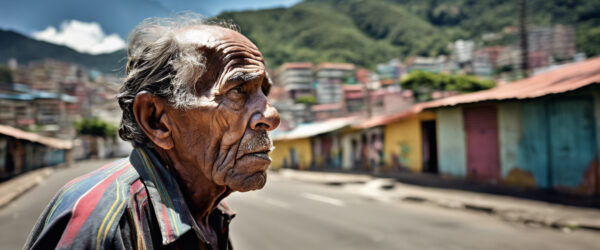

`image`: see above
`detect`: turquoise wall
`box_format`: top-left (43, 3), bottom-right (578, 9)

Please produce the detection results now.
top-left (548, 98), bottom-right (596, 188)
top-left (498, 102), bottom-right (521, 176)
top-left (519, 101), bottom-right (551, 188)
top-left (497, 101), bottom-right (551, 188)
top-left (436, 107), bottom-right (467, 177)
top-left (497, 97), bottom-right (598, 190)
top-left (440, 94), bottom-right (598, 192)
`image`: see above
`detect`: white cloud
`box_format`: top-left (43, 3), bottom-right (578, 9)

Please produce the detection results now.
top-left (32, 20), bottom-right (125, 55)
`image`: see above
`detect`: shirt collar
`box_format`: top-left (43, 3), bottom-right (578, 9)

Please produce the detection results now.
top-left (129, 146), bottom-right (203, 245)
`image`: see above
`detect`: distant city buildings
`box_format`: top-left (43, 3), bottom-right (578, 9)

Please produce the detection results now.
top-left (524, 25), bottom-right (576, 62)
top-left (272, 61), bottom-right (417, 129)
top-left (0, 83), bottom-right (77, 136)
top-left (276, 62), bottom-right (314, 101)
top-left (376, 58), bottom-right (404, 87)
top-left (270, 23), bottom-right (581, 132)
top-left (405, 55), bottom-right (452, 73)
top-left (314, 62), bottom-right (355, 105)
top-left (0, 58), bottom-right (121, 139)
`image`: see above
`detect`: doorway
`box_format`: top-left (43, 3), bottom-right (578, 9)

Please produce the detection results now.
top-left (421, 120), bottom-right (438, 173)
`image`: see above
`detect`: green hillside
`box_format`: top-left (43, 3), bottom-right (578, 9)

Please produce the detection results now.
top-left (219, 0), bottom-right (600, 68)
top-left (0, 29), bottom-right (126, 74)
top-left (1, 0), bottom-right (598, 72)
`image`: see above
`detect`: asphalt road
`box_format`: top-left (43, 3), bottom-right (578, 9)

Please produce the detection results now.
top-left (1, 160), bottom-right (599, 250)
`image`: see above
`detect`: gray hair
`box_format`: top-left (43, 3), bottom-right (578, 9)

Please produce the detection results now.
top-left (117, 14), bottom-right (238, 147)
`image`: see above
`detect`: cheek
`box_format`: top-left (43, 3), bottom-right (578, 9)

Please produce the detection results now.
top-left (216, 102), bottom-right (249, 145)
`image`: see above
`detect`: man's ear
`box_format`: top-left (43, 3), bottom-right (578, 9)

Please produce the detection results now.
top-left (133, 92), bottom-right (174, 150)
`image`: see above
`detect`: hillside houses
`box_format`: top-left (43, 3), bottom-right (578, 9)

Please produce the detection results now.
top-left (271, 56), bottom-right (600, 196)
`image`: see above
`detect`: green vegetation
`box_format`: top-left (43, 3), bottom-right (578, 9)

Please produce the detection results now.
top-left (295, 95), bottom-right (317, 105)
top-left (75, 118), bottom-right (118, 138)
top-left (218, 0), bottom-right (600, 69)
top-left (400, 71), bottom-right (495, 101)
top-left (1, 0), bottom-right (598, 73)
top-left (576, 25), bottom-right (600, 57)
top-left (0, 65), bottom-right (13, 83)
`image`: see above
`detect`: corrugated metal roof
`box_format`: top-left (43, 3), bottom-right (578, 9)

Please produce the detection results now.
top-left (342, 84), bottom-right (365, 91)
top-left (0, 125), bottom-right (73, 149)
top-left (311, 103), bottom-right (344, 112)
top-left (357, 57), bottom-right (600, 128)
top-left (356, 106), bottom-right (421, 128)
top-left (0, 90), bottom-right (78, 103)
top-left (280, 62), bottom-right (313, 69)
top-left (316, 62), bottom-right (356, 70)
top-left (60, 94), bottom-right (78, 103)
top-left (273, 117), bottom-right (358, 141)
top-left (420, 57), bottom-right (600, 109)
top-left (0, 93), bottom-right (35, 101)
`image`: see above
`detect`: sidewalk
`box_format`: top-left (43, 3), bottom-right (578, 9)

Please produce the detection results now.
top-left (0, 167), bottom-right (55, 209)
top-left (275, 169), bottom-right (600, 232)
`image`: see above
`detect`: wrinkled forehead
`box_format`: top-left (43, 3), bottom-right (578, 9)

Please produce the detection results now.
top-left (175, 25), bottom-right (257, 49)
top-left (174, 25), bottom-right (267, 89)
top-left (174, 25), bottom-right (260, 55)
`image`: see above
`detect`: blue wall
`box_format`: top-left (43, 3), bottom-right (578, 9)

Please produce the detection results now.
top-left (548, 98), bottom-right (597, 189)
top-left (436, 107), bottom-right (467, 177)
top-left (437, 90), bottom-right (599, 194)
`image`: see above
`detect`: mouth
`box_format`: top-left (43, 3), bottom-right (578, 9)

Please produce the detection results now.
top-left (245, 149), bottom-right (272, 161)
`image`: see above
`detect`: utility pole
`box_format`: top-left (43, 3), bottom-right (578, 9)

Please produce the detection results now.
top-left (519, 0), bottom-right (528, 77)
top-left (365, 82), bottom-right (372, 118)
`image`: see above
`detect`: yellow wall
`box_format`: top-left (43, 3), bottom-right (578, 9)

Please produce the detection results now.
top-left (270, 138), bottom-right (312, 170)
top-left (383, 111), bottom-right (436, 172)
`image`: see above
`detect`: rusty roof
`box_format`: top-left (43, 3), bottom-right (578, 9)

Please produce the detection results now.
top-left (356, 106), bottom-right (421, 128)
top-left (0, 125), bottom-right (73, 149)
top-left (311, 102), bottom-right (344, 112)
top-left (357, 57), bottom-right (600, 128)
top-left (316, 62), bottom-right (356, 70)
top-left (342, 84), bottom-right (365, 91)
top-left (419, 57), bottom-right (600, 109)
top-left (279, 62), bottom-right (313, 70)
top-left (273, 117), bottom-right (358, 141)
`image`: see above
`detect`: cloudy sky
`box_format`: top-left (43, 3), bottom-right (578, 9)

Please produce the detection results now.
top-left (1, 0), bottom-right (300, 54)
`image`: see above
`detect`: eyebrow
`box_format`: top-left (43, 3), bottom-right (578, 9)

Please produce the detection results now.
top-left (226, 72), bottom-right (261, 84)
top-left (222, 71), bottom-right (262, 90)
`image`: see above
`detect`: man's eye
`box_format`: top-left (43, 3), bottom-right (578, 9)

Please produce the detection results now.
top-left (232, 85), bottom-right (244, 94)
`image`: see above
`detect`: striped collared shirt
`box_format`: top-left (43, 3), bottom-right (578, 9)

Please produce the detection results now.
top-left (25, 147), bottom-right (235, 250)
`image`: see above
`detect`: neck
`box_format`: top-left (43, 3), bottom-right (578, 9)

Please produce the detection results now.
top-left (152, 147), bottom-right (231, 226)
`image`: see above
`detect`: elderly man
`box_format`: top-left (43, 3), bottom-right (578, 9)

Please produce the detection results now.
top-left (25, 17), bottom-right (279, 250)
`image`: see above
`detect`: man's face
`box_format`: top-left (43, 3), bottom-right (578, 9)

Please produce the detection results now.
top-left (166, 26), bottom-right (280, 192)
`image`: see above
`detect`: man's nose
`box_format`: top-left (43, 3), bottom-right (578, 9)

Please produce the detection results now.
top-left (250, 103), bottom-right (280, 132)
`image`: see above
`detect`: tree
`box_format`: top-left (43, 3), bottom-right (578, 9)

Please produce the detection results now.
top-left (400, 71), bottom-right (495, 101)
top-left (74, 118), bottom-right (118, 138)
top-left (577, 26), bottom-right (600, 57)
top-left (0, 65), bottom-right (14, 83)
top-left (295, 95), bottom-right (317, 105)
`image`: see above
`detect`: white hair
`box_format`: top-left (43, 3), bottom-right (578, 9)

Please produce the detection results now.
top-left (117, 13), bottom-right (238, 147)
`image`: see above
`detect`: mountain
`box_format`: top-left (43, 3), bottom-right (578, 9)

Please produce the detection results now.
top-left (2, 0), bottom-right (599, 72)
top-left (218, 0), bottom-right (600, 68)
top-left (0, 29), bottom-right (126, 74)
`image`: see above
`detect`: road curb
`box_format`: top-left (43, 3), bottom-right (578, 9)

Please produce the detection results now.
top-left (0, 167), bottom-right (54, 209)
top-left (400, 194), bottom-right (600, 233)
top-left (276, 168), bottom-right (600, 233)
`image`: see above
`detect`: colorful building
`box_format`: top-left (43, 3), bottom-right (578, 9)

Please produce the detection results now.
top-left (269, 57), bottom-right (600, 196)
top-left (361, 108), bottom-right (437, 173)
top-left (271, 118), bottom-right (355, 170)
top-left (0, 125), bottom-right (72, 179)
top-left (419, 57), bottom-right (600, 195)
top-left (276, 62), bottom-right (314, 101)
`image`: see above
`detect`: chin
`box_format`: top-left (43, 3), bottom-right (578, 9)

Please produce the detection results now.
top-left (225, 154), bottom-right (271, 192)
top-left (227, 170), bottom-right (267, 192)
